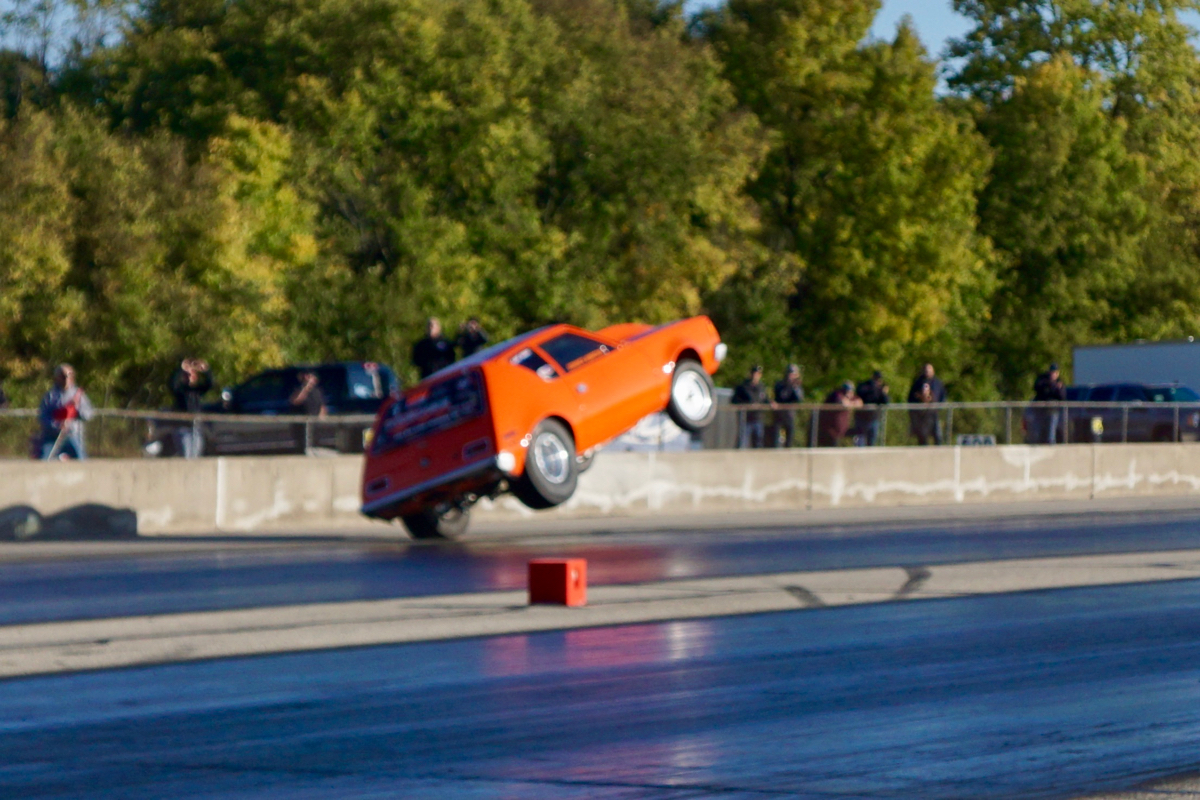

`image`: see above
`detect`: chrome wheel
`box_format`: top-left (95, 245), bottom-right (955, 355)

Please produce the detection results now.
top-left (672, 369), bottom-right (713, 422)
top-left (533, 430), bottom-right (571, 485)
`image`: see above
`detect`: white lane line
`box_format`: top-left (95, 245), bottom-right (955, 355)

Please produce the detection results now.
top-left (3, 550), bottom-right (1200, 678)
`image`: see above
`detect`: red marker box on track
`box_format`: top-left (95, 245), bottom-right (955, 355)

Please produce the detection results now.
top-left (528, 559), bottom-right (587, 607)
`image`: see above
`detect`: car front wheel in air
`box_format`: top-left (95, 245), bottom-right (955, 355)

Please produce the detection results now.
top-left (513, 419), bottom-right (578, 510)
top-left (667, 360), bottom-right (717, 432)
top-left (401, 505), bottom-right (471, 540)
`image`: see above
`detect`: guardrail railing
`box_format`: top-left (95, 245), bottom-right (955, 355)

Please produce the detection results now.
top-left (0, 408), bottom-right (376, 460)
top-left (700, 400), bottom-right (1200, 450)
top-left (1, 400), bottom-right (1197, 459)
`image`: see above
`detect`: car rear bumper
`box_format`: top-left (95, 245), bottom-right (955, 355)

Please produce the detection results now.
top-left (361, 456), bottom-right (504, 518)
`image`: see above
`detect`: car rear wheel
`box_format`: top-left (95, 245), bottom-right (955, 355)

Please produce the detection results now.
top-left (401, 505), bottom-right (470, 540)
top-left (667, 360), bottom-right (717, 432)
top-left (513, 419), bottom-right (578, 510)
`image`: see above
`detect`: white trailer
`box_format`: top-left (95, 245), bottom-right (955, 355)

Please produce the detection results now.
top-left (1073, 340), bottom-right (1200, 389)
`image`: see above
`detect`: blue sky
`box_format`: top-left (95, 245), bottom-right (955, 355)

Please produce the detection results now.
top-left (869, 0), bottom-right (973, 58)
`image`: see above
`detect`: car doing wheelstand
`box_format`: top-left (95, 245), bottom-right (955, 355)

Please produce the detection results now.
top-left (360, 317), bottom-right (726, 539)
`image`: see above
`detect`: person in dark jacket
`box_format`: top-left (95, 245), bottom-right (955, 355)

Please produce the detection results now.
top-left (1032, 362), bottom-right (1067, 444)
top-left (168, 357), bottom-right (213, 458)
top-left (411, 317), bottom-right (456, 379)
top-left (907, 363), bottom-right (946, 445)
top-left (854, 370), bottom-right (889, 446)
top-left (456, 318), bottom-right (489, 359)
top-left (170, 358), bottom-right (212, 413)
top-left (732, 365), bottom-right (771, 448)
top-left (769, 364), bottom-right (804, 448)
top-left (818, 381), bottom-right (863, 447)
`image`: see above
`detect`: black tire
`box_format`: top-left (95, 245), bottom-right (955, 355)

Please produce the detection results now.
top-left (666, 360), bottom-right (717, 432)
top-left (512, 419), bottom-right (578, 510)
top-left (401, 505), bottom-right (471, 540)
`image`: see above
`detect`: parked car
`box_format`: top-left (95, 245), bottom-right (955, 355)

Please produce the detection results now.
top-left (145, 362), bottom-right (400, 456)
top-left (361, 317), bottom-right (726, 539)
top-left (1067, 383), bottom-right (1200, 443)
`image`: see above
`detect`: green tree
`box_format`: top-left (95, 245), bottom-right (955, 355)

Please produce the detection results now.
top-left (950, 0), bottom-right (1200, 379)
top-left (976, 57), bottom-right (1150, 392)
top-left (706, 4), bottom-right (994, 393)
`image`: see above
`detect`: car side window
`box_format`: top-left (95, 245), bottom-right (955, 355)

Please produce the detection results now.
top-left (1176, 387), bottom-right (1200, 402)
top-left (511, 348), bottom-right (559, 381)
top-left (237, 372), bottom-right (291, 409)
top-left (1088, 387), bottom-right (1116, 402)
top-left (540, 333), bottom-right (610, 372)
top-left (1116, 386), bottom-right (1144, 402)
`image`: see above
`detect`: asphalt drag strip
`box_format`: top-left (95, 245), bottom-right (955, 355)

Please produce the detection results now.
top-left (6, 547), bottom-right (1200, 679)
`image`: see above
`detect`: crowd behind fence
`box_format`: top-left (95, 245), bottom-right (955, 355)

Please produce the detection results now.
top-left (1, 399), bottom-right (1198, 460)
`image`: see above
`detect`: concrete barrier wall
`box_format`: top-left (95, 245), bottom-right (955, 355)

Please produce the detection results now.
top-left (3, 443), bottom-right (1200, 535)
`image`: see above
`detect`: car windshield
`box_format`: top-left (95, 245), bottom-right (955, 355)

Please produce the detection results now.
top-left (373, 372), bottom-right (485, 453)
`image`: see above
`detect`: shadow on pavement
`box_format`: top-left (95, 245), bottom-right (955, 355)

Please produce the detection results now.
top-left (0, 504), bottom-right (138, 542)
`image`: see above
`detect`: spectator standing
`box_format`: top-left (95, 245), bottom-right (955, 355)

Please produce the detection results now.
top-left (907, 363), bottom-right (947, 445)
top-left (1032, 362), bottom-right (1067, 444)
top-left (732, 365), bottom-right (771, 448)
top-left (289, 371), bottom-right (327, 454)
top-left (412, 317), bottom-right (456, 379)
top-left (769, 364), bottom-right (804, 448)
top-left (854, 371), bottom-right (889, 446)
top-left (457, 318), bottom-right (490, 358)
top-left (169, 357), bottom-right (212, 459)
top-left (290, 371), bottom-right (327, 418)
top-left (817, 381), bottom-right (863, 447)
top-left (38, 364), bottom-right (94, 460)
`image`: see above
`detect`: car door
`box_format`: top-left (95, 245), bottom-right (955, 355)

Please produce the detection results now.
top-left (1115, 385), bottom-right (1148, 441)
top-left (538, 331), bottom-right (660, 449)
top-left (214, 370), bottom-right (299, 454)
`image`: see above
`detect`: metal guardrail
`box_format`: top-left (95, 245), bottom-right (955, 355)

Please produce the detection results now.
top-left (705, 400), bottom-right (1200, 449)
top-left (0, 408), bottom-right (376, 460)
top-left (1, 400), bottom-right (1198, 459)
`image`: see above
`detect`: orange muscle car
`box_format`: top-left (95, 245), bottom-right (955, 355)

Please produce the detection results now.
top-left (361, 316), bottom-right (726, 538)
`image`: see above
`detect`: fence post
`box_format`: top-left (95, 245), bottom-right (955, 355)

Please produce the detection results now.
top-left (809, 408), bottom-right (819, 448)
top-left (1005, 406), bottom-right (1012, 444)
top-left (304, 419), bottom-right (312, 453)
top-left (880, 407), bottom-right (888, 447)
top-left (191, 415), bottom-right (201, 460)
top-left (946, 407), bottom-right (954, 445)
top-left (1122, 406), bottom-right (1129, 443)
top-left (1175, 404), bottom-right (1180, 442)
top-left (1062, 402), bottom-right (1069, 445)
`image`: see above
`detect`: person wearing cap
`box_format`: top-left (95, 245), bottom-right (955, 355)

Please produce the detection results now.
top-left (1033, 362), bottom-right (1067, 444)
top-left (769, 364), bottom-right (805, 447)
top-left (732, 364), bottom-right (772, 448)
top-left (854, 370), bottom-right (890, 446)
top-left (907, 363), bottom-right (947, 445)
top-left (817, 380), bottom-right (863, 447)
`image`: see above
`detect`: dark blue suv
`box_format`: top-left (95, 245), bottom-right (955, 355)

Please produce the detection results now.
top-left (147, 362), bottom-right (400, 456)
top-left (1069, 383), bottom-right (1200, 443)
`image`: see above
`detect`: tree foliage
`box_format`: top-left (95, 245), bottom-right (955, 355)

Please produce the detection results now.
top-left (2, 0), bottom-right (1199, 404)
